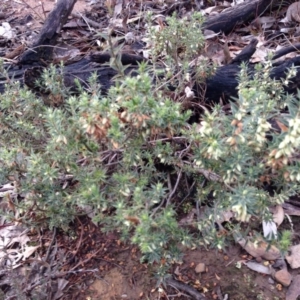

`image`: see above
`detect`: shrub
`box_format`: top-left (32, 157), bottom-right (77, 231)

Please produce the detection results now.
top-left (0, 13), bottom-right (299, 280)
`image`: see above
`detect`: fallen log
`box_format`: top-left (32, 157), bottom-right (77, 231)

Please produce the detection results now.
top-left (202, 0), bottom-right (285, 34)
top-left (22, 57), bottom-right (138, 95)
top-left (204, 56), bottom-right (300, 103)
top-left (2, 42), bottom-right (300, 103)
top-left (3, 47), bottom-right (300, 104)
top-left (1, 0), bottom-right (300, 104)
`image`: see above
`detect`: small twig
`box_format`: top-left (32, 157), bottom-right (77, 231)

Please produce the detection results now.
top-left (53, 247), bottom-right (103, 278)
top-left (151, 171), bottom-right (182, 216)
top-left (25, 268), bottom-right (100, 294)
top-left (53, 268), bottom-right (100, 278)
top-left (108, 153), bottom-right (118, 164)
top-left (44, 227), bottom-right (57, 263)
top-left (167, 174), bottom-right (172, 197)
top-left (166, 169), bottom-right (182, 206)
top-left (40, 1), bottom-right (47, 19)
top-left (95, 257), bottom-right (124, 270)
top-left (176, 144), bottom-right (191, 159)
top-left (225, 257), bottom-right (236, 267)
top-left (151, 198), bottom-right (166, 217)
top-left (177, 180), bottom-right (196, 208)
top-left (72, 12), bottom-right (102, 29)
top-left (196, 179), bottom-right (206, 220)
top-left (167, 293), bottom-right (191, 299)
top-left (148, 137), bottom-right (187, 144)
top-left (183, 161), bottom-right (222, 182)
top-left (154, 68), bottom-right (185, 94)
top-left (165, 278), bottom-right (207, 300)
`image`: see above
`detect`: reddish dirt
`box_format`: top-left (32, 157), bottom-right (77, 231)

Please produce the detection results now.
top-left (3, 0), bottom-right (87, 24)
top-left (53, 217), bottom-right (286, 300)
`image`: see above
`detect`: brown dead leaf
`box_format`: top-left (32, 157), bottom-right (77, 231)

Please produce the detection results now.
top-left (272, 205), bottom-right (285, 226)
top-left (5, 44), bottom-right (25, 59)
top-left (281, 2), bottom-right (300, 23)
top-left (276, 120), bottom-right (289, 133)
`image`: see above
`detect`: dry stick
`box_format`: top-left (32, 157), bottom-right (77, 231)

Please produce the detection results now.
top-left (18, 0), bottom-right (45, 21)
top-left (40, 1), bottom-right (48, 20)
top-left (44, 228), bottom-right (57, 261)
top-left (72, 12), bottom-right (102, 29)
top-left (73, 216), bottom-right (84, 257)
top-left (177, 180), bottom-right (196, 208)
top-left (151, 171), bottom-right (182, 216)
top-left (53, 247), bottom-right (104, 278)
top-left (165, 278), bottom-right (207, 300)
top-left (59, 217), bottom-right (87, 270)
top-left (183, 161), bottom-right (222, 182)
top-left (272, 43), bottom-right (300, 60)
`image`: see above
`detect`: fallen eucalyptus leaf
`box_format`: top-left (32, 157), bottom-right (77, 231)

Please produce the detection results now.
top-left (263, 220), bottom-right (277, 239)
top-left (245, 261), bottom-right (272, 274)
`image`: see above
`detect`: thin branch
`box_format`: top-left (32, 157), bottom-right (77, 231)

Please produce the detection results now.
top-left (166, 169), bottom-right (182, 206)
top-left (165, 278), bottom-right (207, 300)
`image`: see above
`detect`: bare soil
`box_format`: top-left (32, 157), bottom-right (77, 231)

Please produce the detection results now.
top-left (54, 215), bottom-right (288, 300)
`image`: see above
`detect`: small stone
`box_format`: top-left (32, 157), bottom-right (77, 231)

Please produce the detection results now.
top-left (195, 263), bottom-right (206, 273)
top-left (274, 269), bottom-right (292, 287)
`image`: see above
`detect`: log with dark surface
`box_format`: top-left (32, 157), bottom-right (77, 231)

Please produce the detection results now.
top-left (18, 0), bottom-right (78, 64)
top-left (1, 0), bottom-right (300, 104)
top-left (202, 0), bottom-right (281, 34)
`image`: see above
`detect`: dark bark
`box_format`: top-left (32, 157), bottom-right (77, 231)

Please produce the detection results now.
top-left (0, 58), bottom-right (139, 96)
top-left (1, 0), bottom-right (300, 104)
top-left (2, 48), bottom-right (300, 103)
top-left (0, 55), bottom-right (140, 95)
top-left (202, 0), bottom-right (283, 34)
top-left (203, 56), bottom-right (300, 103)
top-left (18, 0), bottom-right (77, 64)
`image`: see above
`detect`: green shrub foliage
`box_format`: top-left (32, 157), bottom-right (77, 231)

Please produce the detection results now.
top-left (0, 14), bottom-right (299, 274)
